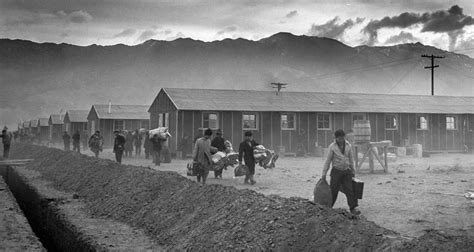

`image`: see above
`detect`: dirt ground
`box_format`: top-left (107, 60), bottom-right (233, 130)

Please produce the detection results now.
top-left (4, 143), bottom-right (474, 250)
top-left (79, 146), bottom-right (474, 239)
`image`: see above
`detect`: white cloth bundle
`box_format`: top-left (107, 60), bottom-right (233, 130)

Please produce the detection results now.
top-left (212, 151), bottom-right (227, 164)
top-left (149, 127), bottom-right (171, 139)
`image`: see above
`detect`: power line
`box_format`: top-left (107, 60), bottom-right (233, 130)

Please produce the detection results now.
top-left (421, 54), bottom-right (444, 96)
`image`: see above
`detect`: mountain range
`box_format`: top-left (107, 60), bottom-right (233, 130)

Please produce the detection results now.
top-left (1, 32), bottom-right (473, 129)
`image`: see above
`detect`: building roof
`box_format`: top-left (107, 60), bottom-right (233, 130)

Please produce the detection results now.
top-left (38, 118), bottom-right (49, 127)
top-left (49, 114), bottom-right (64, 125)
top-left (30, 119), bottom-right (38, 128)
top-left (90, 105), bottom-right (149, 120)
top-left (65, 110), bottom-right (89, 123)
top-left (160, 88), bottom-right (474, 114)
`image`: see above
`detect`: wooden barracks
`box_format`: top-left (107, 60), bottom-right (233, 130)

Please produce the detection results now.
top-left (148, 88), bottom-right (474, 156)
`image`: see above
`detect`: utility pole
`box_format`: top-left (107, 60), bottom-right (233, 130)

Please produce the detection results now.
top-left (271, 82), bottom-right (287, 95)
top-left (421, 54), bottom-right (444, 96)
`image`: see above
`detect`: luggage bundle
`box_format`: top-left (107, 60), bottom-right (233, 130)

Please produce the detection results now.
top-left (210, 140), bottom-right (239, 172)
top-left (149, 127), bottom-right (172, 139)
top-left (253, 145), bottom-right (279, 169)
top-left (234, 164), bottom-right (249, 177)
top-left (186, 161), bottom-right (200, 176)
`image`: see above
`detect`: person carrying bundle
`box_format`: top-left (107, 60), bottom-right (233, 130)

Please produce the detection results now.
top-left (238, 131), bottom-right (259, 185)
top-left (211, 129), bottom-right (226, 179)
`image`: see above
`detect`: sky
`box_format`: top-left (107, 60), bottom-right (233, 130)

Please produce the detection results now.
top-left (1, 0), bottom-right (474, 57)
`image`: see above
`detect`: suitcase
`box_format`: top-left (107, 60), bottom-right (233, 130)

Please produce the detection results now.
top-left (352, 178), bottom-right (364, 199)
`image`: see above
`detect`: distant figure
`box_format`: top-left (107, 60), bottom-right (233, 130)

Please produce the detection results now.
top-left (62, 131), bottom-right (71, 151)
top-left (88, 130), bottom-right (103, 158)
top-left (150, 134), bottom-right (165, 166)
top-left (0, 127), bottom-right (12, 159)
top-left (211, 129), bottom-right (226, 179)
top-left (113, 130), bottom-right (126, 164)
top-left (13, 131), bottom-right (18, 142)
top-left (134, 129), bottom-right (142, 157)
top-left (238, 131), bottom-right (259, 185)
top-left (193, 128), bottom-right (214, 185)
top-left (144, 132), bottom-right (152, 159)
top-left (178, 134), bottom-right (190, 160)
top-left (72, 130), bottom-right (81, 153)
top-left (124, 131), bottom-right (133, 158)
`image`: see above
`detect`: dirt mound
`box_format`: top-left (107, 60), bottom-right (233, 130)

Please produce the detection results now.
top-left (9, 144), bottom-right (474, 250)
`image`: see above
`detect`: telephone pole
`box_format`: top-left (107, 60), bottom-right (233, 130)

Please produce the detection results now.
top-left (421, 54), bottom-right (444, 96)
top-left (271, 82), bottom-right (287, 95)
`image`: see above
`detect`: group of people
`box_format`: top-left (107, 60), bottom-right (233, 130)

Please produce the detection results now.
top-left (191, 129), bottom-right (259, 185)
top-left (112, 129), bottom-right (165, 165)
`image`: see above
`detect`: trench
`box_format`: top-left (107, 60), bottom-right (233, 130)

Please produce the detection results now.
top-left (0, 162), bottom-right (158, 251)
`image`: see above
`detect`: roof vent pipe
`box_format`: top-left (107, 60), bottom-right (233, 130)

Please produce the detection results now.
top-left (108, 100), bottom-right (111, 114)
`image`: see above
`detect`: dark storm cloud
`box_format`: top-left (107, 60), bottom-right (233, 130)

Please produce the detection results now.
top-left (216, 25), bottom-right (238, 35)
top-left (286, 10), bottom-right (298, 19)
top-left (384, 31), bottom-right (418, 44)
top-left (5, 10), bottom-right (92, 27)
top-left (307, 17), bottom-right (364, 39)
top-left (364, 5), bottom-right (474, 45)
top-left (113, 28), bottom-right (137, 38)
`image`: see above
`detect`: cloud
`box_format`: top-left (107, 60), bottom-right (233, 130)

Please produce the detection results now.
top-left (5, 10), bottom-right (93, 27)
top-left (216, 25), bottom-right (238, 35)
top-left (363, 5), bottom-right (474, 46)
top-left (307, 17), bottom-right (364, 39)
top-left (67, 10), bottom-right (93, 23)
top-left (136, 29), bottom-right (159, 42)
top-left (113, 28), bottom-right (137, 38)
top-left (454, 36), bottom-right (474, 57)
top-left (384, 31), bottom-right (419, 44)
top-left (286, 10), bottom-right (298, 19)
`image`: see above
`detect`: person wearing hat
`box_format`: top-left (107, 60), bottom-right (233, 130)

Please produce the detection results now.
top-left (211, 129), bottom-right (226, 178)
top-left (321, 129), bottom-right (360, 215)
top-left (238, 131), bottom-right (259, 185)
top-left (113, 130), bottom-right (126, 164)
top-left (0, 127), bottom-right (12, 159)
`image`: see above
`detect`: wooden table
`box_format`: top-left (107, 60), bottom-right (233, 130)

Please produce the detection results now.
top-left (354, 142), bottom-right (390, 173)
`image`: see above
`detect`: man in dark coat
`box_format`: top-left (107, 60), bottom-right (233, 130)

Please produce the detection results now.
top-left (238, 131), bottom-right (259, 185)
top-left (211, 129), bottom-right (226, 178)
top-left (150, 134), bottom-right (165, 166)
top-left (144, 132), bottom-right (152, 159)
top-left (0, 127), bottom-right (12, 159)
top-left (113, 130), bottom-right (126, 164)
top-left (72, 130), bottom-right (81, 153)
top-left (134, 129), bottom-right (142, 157)
top-left (62, 131), bottom-right (71, 151)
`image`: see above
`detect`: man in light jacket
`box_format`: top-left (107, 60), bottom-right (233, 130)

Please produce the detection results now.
top-left (321, 129), bottom-right (360, 215)
top-left (192, 128), bottom-right (215, 185)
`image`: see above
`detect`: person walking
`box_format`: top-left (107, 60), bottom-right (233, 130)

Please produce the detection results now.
top-left (72, 130), bottom-right (81, 153)
top-left (88, 130), bottom-right (103, 158)
top-left (192, 128), bottom-right (214, 185)
top-left (211, 129), bottom-right (226, 179)
top-left (144, 131), bottom-right (152, 159)
top-left (150, 134), bottom-right (165, 166)
top-left (321, 129), bottom-right (360, 215)
top-left (124, 131), bottom-right (133, 158)
top-left (134, 129), bottom-right (142, 157)
top-left (62, 131), bottom-right (71, 151)
top-left (238, 131), bottom-right (259, 185)
top-left (0, 127), bottom-right (12, 159)
top-left (113, 130), bottom-right (126, 164)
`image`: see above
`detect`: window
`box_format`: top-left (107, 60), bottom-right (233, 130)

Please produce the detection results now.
top-left (203, 112), bottom-right (219, 129)
top-left (416, 115), bottom-right (429, 130)
top-left (352, 113), bottom-right (366, 125)
top-left (385, 114), bottom-right (398, 130)
top-left (158, 113), bottom-right (169, 128)
top-left (446, 116), bottom-right (457, 130)
top-left (281, 113), bottom-right (295, 130)
top-left (140, 120), bottom-right (149, 129)
top-left (114, 120), bottom-right (124, 130)
top-left (243, 113), bottom-right (258, 129)
top-left (317, 113), bottom-right (332, 130)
